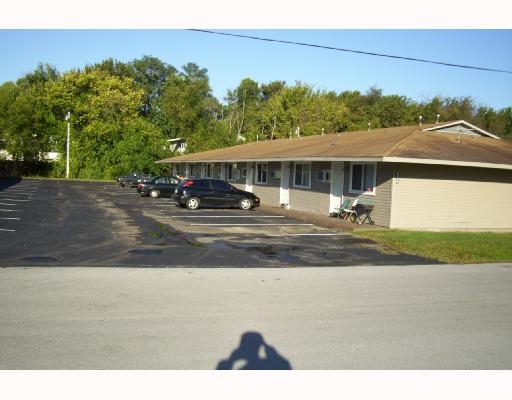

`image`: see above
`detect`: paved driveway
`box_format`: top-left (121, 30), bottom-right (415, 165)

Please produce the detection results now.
top-left (0, 179), bottom-right (437, 267)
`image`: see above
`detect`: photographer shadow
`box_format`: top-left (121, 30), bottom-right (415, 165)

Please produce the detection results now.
top-left (216, 331), bottom-right (292, 370)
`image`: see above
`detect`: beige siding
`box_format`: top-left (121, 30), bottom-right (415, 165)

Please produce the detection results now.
top-left (373, 163), bottom-right (393, 227)
top-left (341, 162), bottom-right (393, 227)
top-left (390, 164), bottom-right (512, 230)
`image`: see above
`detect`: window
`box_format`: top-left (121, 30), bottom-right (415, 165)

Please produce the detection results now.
top-left (270, 169), bottom-right (281, 179)
top-left (294, 162), bottom-right (311, 188)
top-left (241, 168), bottom-right (247, 178)
top-left (211, 180), bottom-right (232, 191)
top-left (317, 168), bottom-right (331, 183)
top-left (350, 163), bottom-right (376, 194)
top-left (227, 163), bottom-right (238, 181)
top-left (206, 163), bottom-right (214, 178)
top-left (256, 163), bottom-right (268, 184)
top-left (194, 179), bottom-right (210, 189)
top-left (190, 164), bottom-right (199, 178)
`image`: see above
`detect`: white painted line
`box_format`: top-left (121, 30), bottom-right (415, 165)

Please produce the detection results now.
top-left (267, 233), bottom-right (345, 236)
top-left (190, 223), bottom-right (314, 226)
top-left (169, 215), bottom-right (285, 218)
top-left (0, 209), bottom-right (23, 212)
top-left (0, 198), bottom-right (30, 202)
top-left (0, 217), bottom-right (21, 220)
top-left (0, 203), bottom-right (16, 206)
top-left (0, 228), bottom-right (15, 232)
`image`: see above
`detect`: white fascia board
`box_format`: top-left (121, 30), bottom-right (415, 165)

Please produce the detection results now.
top-left (159, 156), bottom-right (512, 170)
top-left (423, 120), bottom-right (500, 139)
top-left (383, 157), bottom-right (512, 170)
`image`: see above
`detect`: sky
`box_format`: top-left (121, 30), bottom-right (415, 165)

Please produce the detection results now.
top-left (1, 1), bottom-right (511, 111)
top-left (1, 28), bottom-right (511, 110)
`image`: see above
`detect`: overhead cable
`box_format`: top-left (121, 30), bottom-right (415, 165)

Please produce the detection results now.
top-left (189, 29), bottom-right (512, 75)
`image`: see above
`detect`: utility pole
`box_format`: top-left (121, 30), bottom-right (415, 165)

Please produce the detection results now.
top-left (65, 111), bottom-right (71, 179)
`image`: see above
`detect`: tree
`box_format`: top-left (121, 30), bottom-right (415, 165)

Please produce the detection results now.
top-left (260, 80), bottom-right (286, 101)
top-left (442, 96), bottom-right (476, 121)
top-left (0, 82), bottom-right (19, 155)
top-left (158, 62), bottom-right (221, 151)
top-left (1, 64), bottom-right (60, 161)
top-left (373, 95), bottom-right (410, 128)
top-left (225, 78), bottom-right (262, 142)
top-left (130, 56), bottom-right (177, 119)
top-left (44, 67), bottom-right (168, 179)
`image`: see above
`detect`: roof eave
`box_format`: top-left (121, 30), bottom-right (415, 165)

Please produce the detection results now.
top-left (158, 156), bottom-right (512, 170)
top-left (157, 156), bottom-right (385, 164)
top-left (383, 157), bottom-right (512, 170)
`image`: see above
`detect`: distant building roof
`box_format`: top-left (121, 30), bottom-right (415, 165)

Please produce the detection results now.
top-left (156, 121), bottom-right (512, 170)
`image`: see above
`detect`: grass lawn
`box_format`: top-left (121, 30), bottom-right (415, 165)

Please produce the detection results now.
top-left (352, 230), bottom-right (512, 264)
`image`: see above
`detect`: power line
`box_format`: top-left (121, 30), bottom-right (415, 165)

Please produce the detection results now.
top-left (189, 29), bottom-right (512, 75)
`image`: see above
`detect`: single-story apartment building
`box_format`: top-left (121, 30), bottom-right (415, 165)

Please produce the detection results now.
top-left (156, 120), bottom-right (512, 231)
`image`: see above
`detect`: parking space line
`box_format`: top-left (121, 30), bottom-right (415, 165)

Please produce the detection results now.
top-left (0, 209), bottom-right (23, 212)
top-left (0, 198), bottom-right (30, 202)
top-left (0, 228), bottom-right (16, 232)
top-left (267, 233), bottom-right (345, 236)
top-left (0, 203), bottom-right (17, 206)
top-left (0, 217), bottom-right (21, 220)
top-left (170, 215), bottom-right (285, 218)
top-left (190, 223), bottom-right (314, 226)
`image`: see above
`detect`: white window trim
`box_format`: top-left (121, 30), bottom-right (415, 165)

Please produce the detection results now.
top-left (256, 162), bottom-right (268, 185)
top-left (349, 162), bottom-right (377, 195)
top-left (293, 162), bottom-right (311, 189)
top-left (317, 168), bottom-right (331, 183)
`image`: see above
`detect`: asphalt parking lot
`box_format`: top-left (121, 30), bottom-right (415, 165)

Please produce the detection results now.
top-left (0, 178), bottom-right (437, 267)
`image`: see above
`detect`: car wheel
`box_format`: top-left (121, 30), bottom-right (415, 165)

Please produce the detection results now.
top-left (186, 197), bottom-right (200, 210)
top-left (239, 198), bottom-right (253, 210)
top-left (149, 189), bottom-right (160, 198)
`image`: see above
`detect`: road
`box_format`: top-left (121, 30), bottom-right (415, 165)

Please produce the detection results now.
top-left (1, 264), bottom-right (511, 369)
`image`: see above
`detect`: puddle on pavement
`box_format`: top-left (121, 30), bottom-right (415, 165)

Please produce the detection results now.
top-left (207, 242), bottom-right (301, 263)
top-left (129, 249), bottom-right (163, 255)
top-left (21, 256), bottom-right (59, 263)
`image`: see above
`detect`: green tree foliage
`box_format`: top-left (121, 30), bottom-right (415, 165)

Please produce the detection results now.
top-left (0, 63), bottom-right (60, 161)
top-left (0, 81), bottom-right (20, 156)
top-left (46, 68), bottom-right (169, 179)
top-left (158, 62), bottom-right (222, 151)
